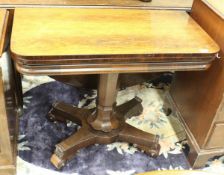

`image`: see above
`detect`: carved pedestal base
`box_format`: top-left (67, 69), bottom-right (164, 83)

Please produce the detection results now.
top-left (48, 74), bottom-right (160, 169)
top-left (48, 98), bottom-right (160, 169)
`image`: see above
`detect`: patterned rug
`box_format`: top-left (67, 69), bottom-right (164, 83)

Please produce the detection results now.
top-left (16, 75), bottom-right (224, 175)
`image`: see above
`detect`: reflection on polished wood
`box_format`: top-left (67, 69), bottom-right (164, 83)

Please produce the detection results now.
top-left (11, 8), bottom-right (219, 61)
top-left (0, 0), bottom-right (193, 9)
top-left (11, 8), bottom-right (219, 76)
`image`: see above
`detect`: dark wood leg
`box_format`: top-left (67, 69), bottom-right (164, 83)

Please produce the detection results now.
top-left (115, 97), bottom-right (143, 120)
top-left (49, 73), bottom-right (160, 169)
top-left (118, 124), bottom-right (160, 157)
top-left (48, 102), bottom-right (91, 124)
top-left (88, 74), bottom-right (119, 132)
top-left (51, 127), bottom-right (97, 169)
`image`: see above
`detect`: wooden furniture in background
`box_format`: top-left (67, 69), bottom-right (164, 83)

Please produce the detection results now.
top-left (0, 9), bottom-right (20, 175)
top-left (0, 10), bottom-right (8, 54)
top-left (10, 8), bottom-right (218, 169)
top-left (170, 0), bottom-right (224, 168)
top-left (202, 0), bottom-right (224, 18)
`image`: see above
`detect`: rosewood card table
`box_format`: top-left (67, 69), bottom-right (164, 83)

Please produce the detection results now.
top-left (10, 8), bottom-right (219, 169)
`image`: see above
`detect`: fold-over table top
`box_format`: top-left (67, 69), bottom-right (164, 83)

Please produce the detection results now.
top-left (10, 8), bottom-right (219, 75)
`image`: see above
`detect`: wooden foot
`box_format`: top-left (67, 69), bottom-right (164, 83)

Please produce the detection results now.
top-left (52, 127), bottom-right (97, 168)
top-left (118, 123), bottom-right (160, 157)
top-left (137, 144), bottom-right (160, 157)
top-left (51, 154), bottom-right (66, 169)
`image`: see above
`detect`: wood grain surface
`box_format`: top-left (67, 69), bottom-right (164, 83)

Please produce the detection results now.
top-left (0, 9), bottom-right (8, 56)
top-left (0, 0), bottom-right (193, 9)
top-left (11, 8), bottom-right (219, 63)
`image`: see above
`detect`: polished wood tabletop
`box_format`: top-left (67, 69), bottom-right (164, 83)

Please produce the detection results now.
top-left (0, 9), bottom-right (8, 56)
top-left (0, 0), bottom-right (193, 9)
top-left (11, 8), bottom-right (219, 60)
top-left (10, 8), bottom-right (219, 75)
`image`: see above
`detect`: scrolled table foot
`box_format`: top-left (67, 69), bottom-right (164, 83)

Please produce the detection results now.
top-left (137, 138), bottom-right (160, 157)
top-left (50, 154), bottom-right (66, 169)
top-left (51, 127), bottom-right (97, 169)
top-left (118, 123), bottom-right (160, 156)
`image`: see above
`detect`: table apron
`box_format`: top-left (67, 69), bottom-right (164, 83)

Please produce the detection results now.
top-left (15, 61), bottom-right (212, 75)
